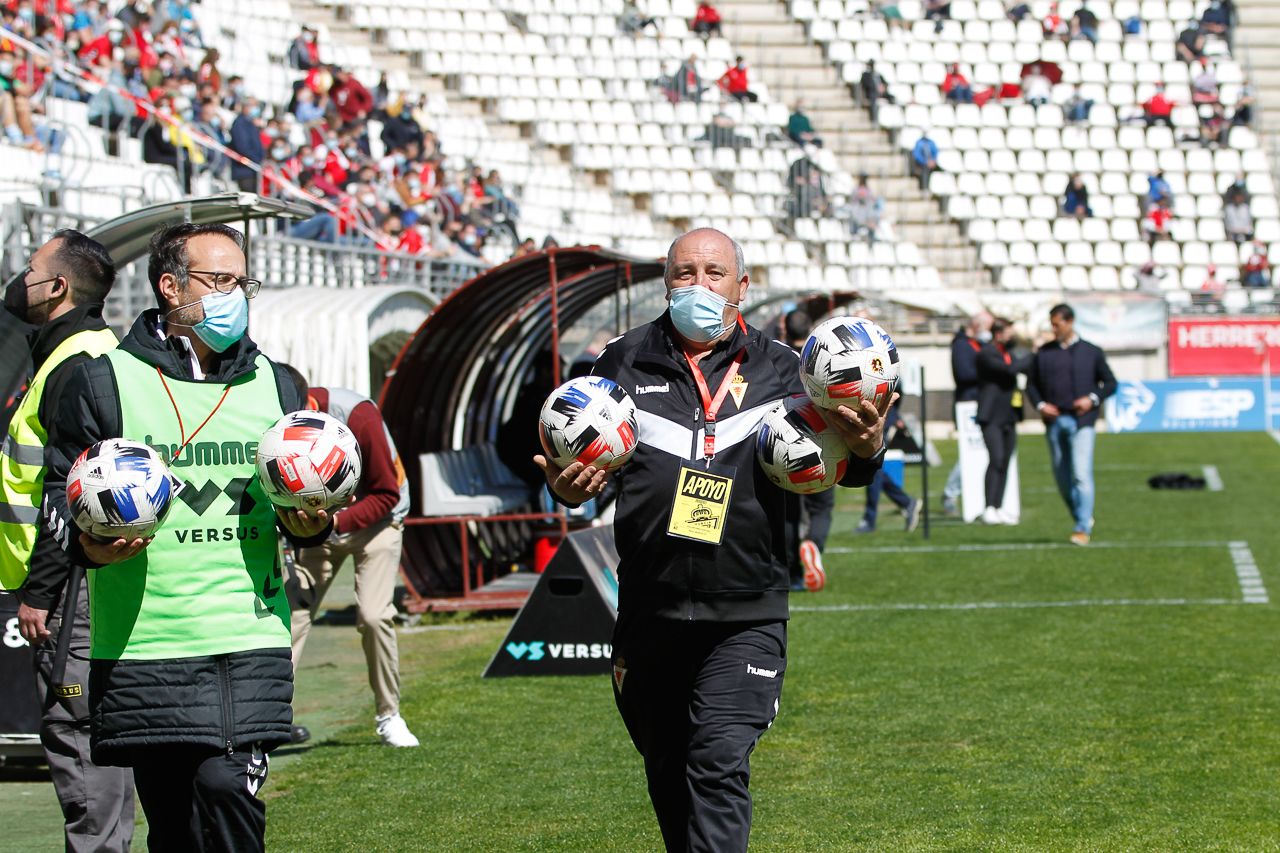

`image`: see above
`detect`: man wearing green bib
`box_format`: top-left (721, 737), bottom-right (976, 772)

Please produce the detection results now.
top-left (41, 223), bottom-right (331, 853)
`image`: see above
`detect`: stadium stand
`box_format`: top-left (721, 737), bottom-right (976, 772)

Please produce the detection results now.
top-left (738, 0), bottom-right (1280, 299)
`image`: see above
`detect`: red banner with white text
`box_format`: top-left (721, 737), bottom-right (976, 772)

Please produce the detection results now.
top-left (1168, 317), bottom-right (1280, 376)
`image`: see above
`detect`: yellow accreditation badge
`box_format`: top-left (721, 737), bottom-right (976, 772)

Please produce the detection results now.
top-left (1011, 389), bottom-right (1023, 409)
top-left (667, 463), bottom-right (735, 545)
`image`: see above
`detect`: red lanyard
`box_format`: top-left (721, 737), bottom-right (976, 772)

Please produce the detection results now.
top-left (157, 367), bottom-right (233, 461)
top-left (683, 349), bottom-right (744, 460)
top-left (997, 343), bottom-right (1011, 365)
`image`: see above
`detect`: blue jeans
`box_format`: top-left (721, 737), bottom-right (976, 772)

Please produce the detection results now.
top-left (1045, 414), bottom-right (1095, 533)
top-left (863, 469), bottom-right (912, 526)
top-left (289, 213), bottom-right (338, 243)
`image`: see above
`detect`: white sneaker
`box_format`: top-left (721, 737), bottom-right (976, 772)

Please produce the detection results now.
top-left (998, 508), bottom-right (1020, 525)
top-left (981, 506), bottom-right (1002, 525)
top-left (375, 713), bottom-right (420, 748)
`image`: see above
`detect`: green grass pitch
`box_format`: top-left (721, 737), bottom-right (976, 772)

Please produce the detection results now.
top-left (5, 432), bottom-right (1279, 851)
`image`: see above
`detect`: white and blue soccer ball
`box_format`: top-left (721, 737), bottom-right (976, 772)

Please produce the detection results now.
top-left (539, 376), bottom-right (638, 471)
top-left (256, 411), bottom-right (362, 513)
top-left (68, 439), bottom-right (182, 540)
top-left (756, 394), bottom-right (849, 495)
top-left (799, 316), bottom-right (900, 411)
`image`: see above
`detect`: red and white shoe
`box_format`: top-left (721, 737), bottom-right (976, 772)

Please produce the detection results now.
top-left (800, 539), bottom-right (826, 592)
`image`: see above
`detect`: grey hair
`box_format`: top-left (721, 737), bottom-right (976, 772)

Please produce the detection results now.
top-left (663, 228), bottom-right (746, 287)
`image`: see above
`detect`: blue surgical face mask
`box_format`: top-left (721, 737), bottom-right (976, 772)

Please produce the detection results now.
top-left (168, 287), bottom-right (249, 353)
top-left (668, 285), bottom-right (738, 344)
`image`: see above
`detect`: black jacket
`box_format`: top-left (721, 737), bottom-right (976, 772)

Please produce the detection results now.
top-left (42, 310), bottom-right (325, 762)
top-left (1025, 337), bottom-right (1117, 428)
top-left (975, 342), bottom-right (1024, 426)
top-left (17, 304), bottom-right (111, 613)
top-left (950, 328), bottom-right (981, 404)
top-left (591, 314), bottom-right (881, 623)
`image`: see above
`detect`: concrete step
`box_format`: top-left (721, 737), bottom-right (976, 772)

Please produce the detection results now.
top-left (723, 20), bottom-right (809, 46)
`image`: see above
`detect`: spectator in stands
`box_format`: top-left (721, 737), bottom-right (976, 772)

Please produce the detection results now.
top-left (1069, 1), bottom-right (1098, 43)
top-left (718, 56), bottom-right (758, 103)
top-left (1223, 173), bottom-right (1249, 206)
top-left (1191, 58), bottom-right (1219, 105)
top-left (380, 96), bottom-right (424, 153)
top-left (1200, 0), bottom-right (1235, 48)
top-left (844, 173), bottom-right (884, 242)
top-left (1064, 86), bottom-right (1094, 124)
top-left (1042, 1), bottom-right (1069, 40)
top-left (1134, 260), bottom-right (1168, 290)
top-left (1242, 241), bottom-right (1271, 288)
top-left (1023, 64), bottom-right (1052, 107)
top-left (0, 46), bottom-right (42, 150)
top-left (1006, 1), bottom-right (1030, 22)
top-left (1143, 199), bottom-right (1172, 246)
top-left (859, 59), bottom-right (893, 121)
top-left (483, 170), bottom-right (520, 222)
top-left (910, 129), bottom-right (939, 190)
top-left (874, 1), bottom-right (909, 30)
top-left (228, 97), bottom-right (265, 193)
top-left (1232, 78), bottom-right (1255, 127)
top-left (87, 58), bottom-right (133, 133)
top-left (787, 100), bottom-right (823, 148)
top-left (1176, 24), bottom-right (1206, 64)
top-left (691, 1), bottom-right (722, 38)
top-left (292, 85), bottom-right (327, 126)
top-left (787, 155), bottom-right (828, 220)
top-left (142, 99), bottom-right (196, 192)
top-left (942, 64), bottom-right (974, 104)
top-left (1142, 82), bottom-right (1174, 128)
top-left (288, 26), bottom-right (320, 71)
top-left (1224, 191), bottom-right (1254, 243)
top-left (924, 0), bottom-right (951, 33)
top-left (1147, 170), bottom-right (1172, 207)
top-left (1199, 264), bottom-right (1226, 305)
top-left (1198, 103), bottom-right (1229, 148)
top-left (1062, 173), bottom-right (1092, 219)
top-left (672, 54), bottom-right (702, 102)
top-left (618, 2), bottom-right (657, 36)
top-left (511, 237), bottom-right (536, 259)
top-left (192, 97), bottom-right (227, 176)
top-left (700, 110), bottom-right (751, 149)
top-left (330, 65), bottom-right (372, 127)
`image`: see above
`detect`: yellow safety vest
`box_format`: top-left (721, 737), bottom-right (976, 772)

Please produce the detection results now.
top-left (0, 327), bottom-right (118, 589)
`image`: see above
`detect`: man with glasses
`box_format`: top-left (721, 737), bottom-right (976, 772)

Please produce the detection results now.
top-left (1, 230), bottom-right (134, 853)
top-left (39, 223), bottom-right (330, 852)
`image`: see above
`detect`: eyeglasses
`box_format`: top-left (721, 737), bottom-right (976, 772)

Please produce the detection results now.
top-left (187, 269), bottom-right (262, 298)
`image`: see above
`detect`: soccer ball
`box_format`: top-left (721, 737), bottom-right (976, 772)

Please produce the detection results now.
top-left (539, 376), bottom-right (638, 471)
top-left (799, 316), bottom-right (900, 411)
top-left (756, 394), bottom-right (849, 495)
top-left (68, 439), bottom-right (182, 540)
top-left (256, 411), bottom-right (362, 514)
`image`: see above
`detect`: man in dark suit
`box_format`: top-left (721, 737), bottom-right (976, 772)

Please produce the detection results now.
top-left (975, 318), bottom-right (1024, 525)
top-left (943, 310), bottom-right (991, 514)
top-left (1025, 304), bottom-right (1117, 545)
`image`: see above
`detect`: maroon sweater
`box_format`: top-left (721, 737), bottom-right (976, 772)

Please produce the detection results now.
top-left (310, 387), bottom-right (407, 534)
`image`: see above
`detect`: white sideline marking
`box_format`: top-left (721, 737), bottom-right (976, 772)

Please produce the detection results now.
top-left (1202, 465), bottom-right (1224, 491)
top-left (827, 540), bottom-right (1229, 555)
top-left (398, 623), bottom-right (487, 635)
top-left (1228, 540), bottom-right (1270, 604)
top-left (1270, 430), bottom-right (1280, 447)
top-left (792, 598), bottom-right (1244, 613)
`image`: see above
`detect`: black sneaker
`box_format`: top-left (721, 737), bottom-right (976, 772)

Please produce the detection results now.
top-left (290, 725), bottom-right (312, 744)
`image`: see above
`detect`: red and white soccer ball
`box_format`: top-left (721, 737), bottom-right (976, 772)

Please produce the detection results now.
top-left (799, 316), bottom-right (900, 411)
top-left (756, 394), bottom-right (849, 495)
top-left (256, 411), bottom-right (362, 513)
top-left (538, 376), bottom-right (638, 472)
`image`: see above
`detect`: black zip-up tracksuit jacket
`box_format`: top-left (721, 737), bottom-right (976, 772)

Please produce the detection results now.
top-left (591, 314), bottom-right (882, 623)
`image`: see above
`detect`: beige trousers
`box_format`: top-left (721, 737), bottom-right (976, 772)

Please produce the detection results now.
top-left (290, 520), bottom-right (403, 717)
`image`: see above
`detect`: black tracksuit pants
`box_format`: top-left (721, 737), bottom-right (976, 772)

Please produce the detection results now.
top-left (612, 612), bottom-right (786, 853)
top-left (982, 421), bottom-right (1017, 508)
top-left (131, 745), bottom-right (270, 853)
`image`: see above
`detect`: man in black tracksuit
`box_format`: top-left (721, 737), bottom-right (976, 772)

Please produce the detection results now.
top-left (536, 228), bottom-right (889, 852)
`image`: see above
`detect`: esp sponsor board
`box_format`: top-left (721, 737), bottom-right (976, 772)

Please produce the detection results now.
top-left (1168, 317), bottom-right (1280, 377)
top-left (1105, 377), bottom-right (1280, 433)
